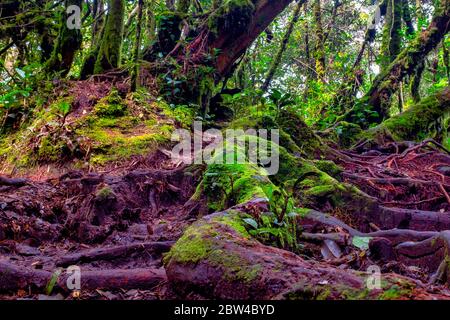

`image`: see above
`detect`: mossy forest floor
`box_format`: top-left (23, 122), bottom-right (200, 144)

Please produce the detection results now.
top-left (2, 79), bottom-right (450, 300)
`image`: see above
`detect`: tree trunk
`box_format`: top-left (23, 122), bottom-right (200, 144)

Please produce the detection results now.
top-left (92, 0), bottom-right (105, 46)
top-left (380, 0), bottom-right (402, 72)
top-left (94, 0), bottom-right (125, 74)
top-left (313, 0), bottom-right (326, 80)
top-left (45, 0), bottom-right (83, 77)
top-left (131, 0), bottom-right (144, 92)
top-left (261, 0), bottom-right (305, 93)
top-left (365, 0), bottom-right (450, 123)
top-left (201, 0), bottom-right (295, 78)
top-left (402, 0), bottom-right (414, 35)
top-left (148, 0), bottom-right (295, 111)
top-left (410, 61), bottom-right (425, 102)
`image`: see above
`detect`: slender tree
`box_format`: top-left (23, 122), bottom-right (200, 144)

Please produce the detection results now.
top-left (261, 0), bottom-right (305, 92)
top-left (380, 0), bottom-right (402, 71)
top-left (131, 0), bottom-right (145, 92)
top-left (45, 0), bottom-right (83, 76)
top-left (94, 0), bottom-right (125, 74)
top-left (366, 0), bottom-right (450, 122)
top-left (313, 0), bottom-right (326, 79)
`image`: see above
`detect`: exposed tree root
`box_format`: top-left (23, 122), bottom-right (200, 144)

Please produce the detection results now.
top-left (3, 135), bottom-right (450, 299)
top-left (0, 176), bottom-right (29, 187)
top-left (0, 260), bottom-right (166, 293)
top-left (56, 241), bottom-right (175, 267)
top-left (164, 206), bottom-right (450, 300)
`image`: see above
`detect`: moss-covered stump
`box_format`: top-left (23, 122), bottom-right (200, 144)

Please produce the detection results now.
top-left (164, 207), bottom-right (444, 300)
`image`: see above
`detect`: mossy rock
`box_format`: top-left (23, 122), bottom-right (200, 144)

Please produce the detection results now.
top-left (165, 209), bottom-right (433, 300)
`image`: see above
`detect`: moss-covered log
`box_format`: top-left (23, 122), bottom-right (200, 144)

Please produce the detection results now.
top-left (362, 87), bottom-right (450, 145)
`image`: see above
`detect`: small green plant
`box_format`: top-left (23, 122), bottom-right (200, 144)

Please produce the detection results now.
top-left (268, 89), bottom-right (296, 119)
top-left (205, 170), bottom-right (241, 209)
top-left (242, 182), bottom-right (301, 252)
top-left (220, 91), bottom-right (250, 121)
top-left (242, 210), bottom-right (300, 252)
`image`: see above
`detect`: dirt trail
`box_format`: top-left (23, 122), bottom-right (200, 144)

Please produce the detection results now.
top-left (0, 151), bottom-right (204, 300)
top-left (3, 137), bottom-right (450, 299)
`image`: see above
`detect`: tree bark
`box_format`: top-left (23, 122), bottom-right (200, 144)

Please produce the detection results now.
top-left (204, 0), bottom-right (296, 78)
top-left (313, 0), bottom-right (326, 80)
top-left (94, 0), bottom-right (125, 74)
top-left (131, 0), bottom-right (144, 92)
top-left (261, 0), bottom-right (305, 93)
top-left (45, 0), bottom-right (83, 77)
top-left (381, 0), bottom-right (402, 71)
top-left (410, 61), bottom-right (425, 102)
top-left (402, 0), bottom-right (414, 35)
top-left (365, 0), bottom-right (450, 123)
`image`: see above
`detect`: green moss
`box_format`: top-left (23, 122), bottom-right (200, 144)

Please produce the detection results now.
top-left (202, 162), bottom-right (271, 212)
top-left (228, 111), bottom-right (322, 159)
top-left (163, 223), bottom-right (216, 264)
top-left (334, 121), bottom-right (363, 147)
top-left (312, 160), bottom-right (343, 179)
top-left (165, 212), bottom-right (262, 283)
top-left (94, 90), bottom-right (127, 117)
top-left (208, 248), bottom-right (262, 283)
top-left (75, 93), bottom-right (175, 166)
top-left (213, 214), bottom-right (249, 238)
top-left (282, 283), bottom-right (335, 300)
top-left (278, 109), bottom-right (323, 159)
top-left (378, 285), bottom-right (410, 300)
top-left (36, 136), bottom-right (68, 162)
top-left (0, 87), bottom-right (179, 171)
top-left (208, 0), bottom-right (255, 37)
top-left (95, 186), bottom-right (116, 201)
top-left (363, 87), bottom-right (450, 143)
top-left (284, 275), bottom-right (416, 300)
top-left (94, 0), bottom-right (125, 73)
top-left (161, 103), bottom-right (197, 129)
top-left (292, 160), bottom-right (377, 215)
